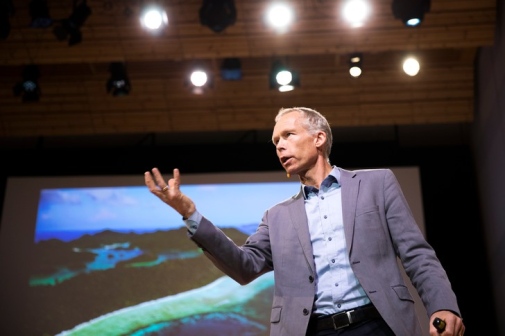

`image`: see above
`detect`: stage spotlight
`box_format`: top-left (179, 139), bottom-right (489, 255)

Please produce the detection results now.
top-left (392, 0), bottom-right (430, 27)
top-left (188, 67), bottom-right (212, 94)
top-left (140, 6), bottom-right (168, 31)
top-left (342, 0), bottom-right (370, 28)
top-left (199, 0), bottom-right (236, 33)
top-left (265, 2), bottom-right (294, 33)
top-left (52, 0), bottom-right (91, 46)
top-left (13, 65), bottom-right (41, 102)
top-left (269, 61), bottom-right (299, 92)
top-left (403, 56), bottom-right (420, 76)
top-left (349, 53), bottom-right (363, 78)
top-left (220, 58), bottom-right (242, 80)
top-left (0, 0), bottom-right (14, 40)
top-left (29, 0), bottom-right (52, 28)
top-left (106, 62), bottom-right (131, 96)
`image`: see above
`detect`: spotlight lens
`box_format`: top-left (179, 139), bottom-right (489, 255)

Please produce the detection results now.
top-left (266, 3), bottom-right (294, 30)
top-left (406, 18), bottom-right (421, 26)
top-left (279, 84), bottom-right (294, 92)
top-left (22, 81), bottom-right (37, 91)
top-left (403, 57), bottom-right (420, 76)
top-left (343, 0), bottom-right (370, 27)
top-left (190, 70), bottom-right (208, 87)
top-left (141, 9), bottom-right (168, 30)
top-left (276, 70), bottom-right (292, 85)
top-left (349, 66), bottom-right (362, 77)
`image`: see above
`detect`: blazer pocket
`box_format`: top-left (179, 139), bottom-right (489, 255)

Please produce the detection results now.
top-left (356, 205), bottom-right (379, 217)
top-left (270, 306), bottom-right (282, 323)
top-left (392, 285), bottom-right (415, 303)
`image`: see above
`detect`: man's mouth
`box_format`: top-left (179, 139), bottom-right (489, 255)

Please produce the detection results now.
top-left (280, 156), bottom-right (292, 165)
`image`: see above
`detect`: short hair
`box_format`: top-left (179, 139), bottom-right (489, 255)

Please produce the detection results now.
top-left (275, 107), bottom-right (333, 159)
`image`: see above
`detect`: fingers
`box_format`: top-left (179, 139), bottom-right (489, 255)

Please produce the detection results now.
top-left (144, 167), bottom-right (182, 193)
top-left (169, 168), bottom-right (180, 189)
top-left (144, 169), bottom-right (158, 192)
top-left (151, 167), bottom-right (167, 188)
top-left (429, 312), bottom-right (464, 336)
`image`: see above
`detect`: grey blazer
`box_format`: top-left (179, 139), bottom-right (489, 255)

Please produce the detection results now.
top-left (190, 168), bottom-right (461, 336)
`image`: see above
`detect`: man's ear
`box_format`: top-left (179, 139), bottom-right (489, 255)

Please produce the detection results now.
top-left (314, 131), bottom-right (327, 149)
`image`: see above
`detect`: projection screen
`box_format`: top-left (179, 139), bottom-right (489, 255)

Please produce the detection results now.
top-left (0, 167), bottom-right (427, 335)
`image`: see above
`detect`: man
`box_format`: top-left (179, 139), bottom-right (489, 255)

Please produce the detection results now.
top-left (144, 107), bottom-right (465, 336)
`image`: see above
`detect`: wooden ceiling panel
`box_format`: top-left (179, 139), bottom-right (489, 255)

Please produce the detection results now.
top-left (0, 0), bottom-right (497, 143)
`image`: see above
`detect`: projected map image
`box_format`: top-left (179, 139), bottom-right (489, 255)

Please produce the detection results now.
top-left (28, 182), bottom-right (299, 336)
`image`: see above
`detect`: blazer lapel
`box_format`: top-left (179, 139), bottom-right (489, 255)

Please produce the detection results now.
top-left (340, 169), bottom-right (359, 254)
top-left (288, 190), bottom-right (316, 274)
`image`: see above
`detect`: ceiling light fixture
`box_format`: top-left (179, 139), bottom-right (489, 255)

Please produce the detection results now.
top-left (106, 62), bottom-right (131, 96)
top-left (220, 58), bottom-right (242, 80)
top-left (269, 60), bottom-right (299, 92)
top-left (402, 56), bottom-right (420, 76)
top-left (29, 0), bottom-right (52, 28)
top-left (349, 53), bottom-right (363, 78)
top-left (13, 64), bottom-right (41, 102)
top-left (52, 0), bottom-right (91, 46)
top-left (199, 0), bottom-right (236, 33)
top-left (0, 0), bottom-right (14, 40)
top-left (392, 0), bottom-right (430, 27)
top-left (140, 5), bottom-right (168, 31)
top-left (342, 0), bottom-right (370, 28)
top-left (188, 66), bottom-right (212, 94)
top-left (265, 2), bottom-right (294, 33)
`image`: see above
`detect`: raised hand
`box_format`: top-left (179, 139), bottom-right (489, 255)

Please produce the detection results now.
top-left (144, 167), bottom-right (196, 219)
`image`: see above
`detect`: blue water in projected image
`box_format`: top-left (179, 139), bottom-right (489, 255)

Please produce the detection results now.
top-left (31, 180), bottom-right (299, 336)
top-left (29, 242), bottom-right (203, 286)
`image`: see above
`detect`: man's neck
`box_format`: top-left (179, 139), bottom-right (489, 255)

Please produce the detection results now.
top-left (299, 162), bottom-right (333, 188)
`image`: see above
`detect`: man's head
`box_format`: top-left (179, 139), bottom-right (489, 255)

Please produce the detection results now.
top-left (272, 107), bottom-right (333, 176)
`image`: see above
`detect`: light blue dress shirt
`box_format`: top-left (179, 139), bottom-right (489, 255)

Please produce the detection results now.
top-left (302, 167), bottom-right (370, 315)
top-left (184, 166), bottom-right (370, 315)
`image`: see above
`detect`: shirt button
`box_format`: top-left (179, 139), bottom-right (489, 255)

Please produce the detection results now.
top-left (328, 237), bottom-right (332, 241)
top-left (303, 308), bottom-right (310, 315)
top-left (321, 196), bottom-right (325, 200)
top-left (309, 275), bottom-right (314, 283)
top-left (324, 215), bottom-right (327, 219)
top-left (337, 304), bottom-right (341, 308)
top-left (335, 283), bottom-right (339, 287)
top-left (331, 259), bottom-right (335, 263)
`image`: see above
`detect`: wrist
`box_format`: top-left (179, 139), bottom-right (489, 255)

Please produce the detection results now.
top-left (182, 205), bottom-right (196, 220)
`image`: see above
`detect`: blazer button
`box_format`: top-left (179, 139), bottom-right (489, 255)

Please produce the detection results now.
top-left (303, 308), bottom-right (309, 315)
top-left (309, 275), bottom-right (314, 283)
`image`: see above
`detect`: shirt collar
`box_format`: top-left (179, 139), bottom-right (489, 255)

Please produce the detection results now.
top-left (302, 167), bottom-right (340, 199)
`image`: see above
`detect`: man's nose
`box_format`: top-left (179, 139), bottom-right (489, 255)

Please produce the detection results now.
top-left (276, 139), bottom-right (285, 150)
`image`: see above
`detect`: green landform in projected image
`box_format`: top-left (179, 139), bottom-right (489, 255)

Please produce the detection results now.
top-left (27, 227), bottom-right (273, 336)
top-left (57, 274), bottom-right (274, 336)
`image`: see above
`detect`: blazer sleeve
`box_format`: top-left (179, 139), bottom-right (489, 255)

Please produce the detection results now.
top-left (382, 169), bottom-right (461, 317)
top-left (189, 215), bottom-right (273, 285)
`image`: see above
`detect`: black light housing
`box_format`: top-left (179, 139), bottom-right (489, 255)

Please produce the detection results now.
top-left (29, 0), bottom-right (52, 28)
top-left (106, 62), bottom-right (131, 96)
top-left (392, 0), bottom-right (430, 27)
top-left (0, 0), bottom-right (14, 40)
top-left (199, 0), bottom-right (236, 33)
top-left (220, 58), bottom-right (242, 80)
top-left (52, 0), bottom-right (91, 46)
top-left (13, 64), bottom-right (41, 102)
